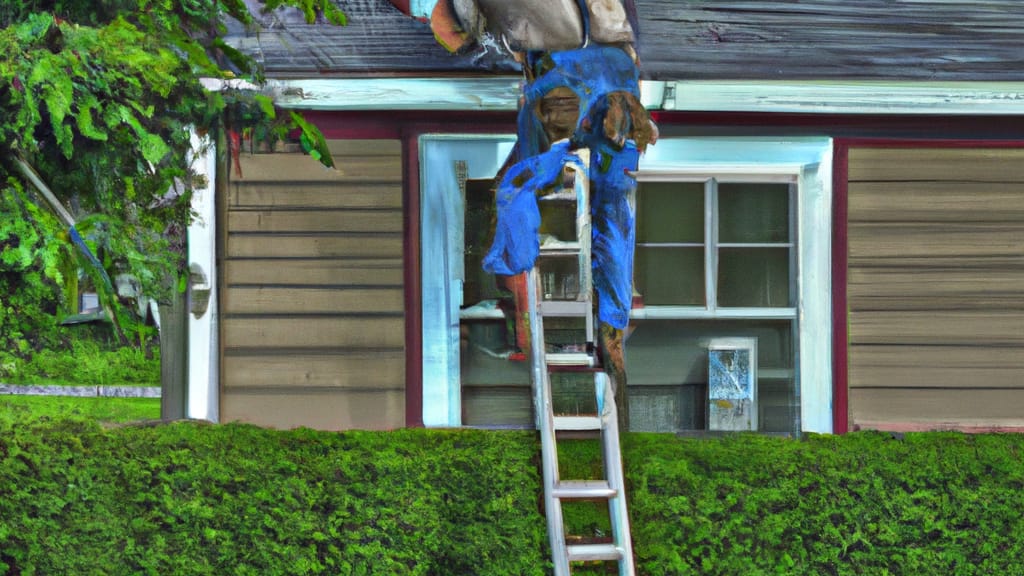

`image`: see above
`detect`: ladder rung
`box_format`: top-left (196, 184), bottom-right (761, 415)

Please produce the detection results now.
top-left (552, 480), bottom-right (616, 500)
top-left (546, 353), bottom-right (595, 366)
top-left (553, 415), bottom-right (602, 431)
top-left (539, 300), bottom-right (590, 316)
top-left (567, 543), bottom-right (624, 562)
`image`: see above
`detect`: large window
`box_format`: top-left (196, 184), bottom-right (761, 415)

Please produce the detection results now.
top-left (421, 136), bottom-right (833, 433)
top-left (629, 176), bottom-right (799, 434)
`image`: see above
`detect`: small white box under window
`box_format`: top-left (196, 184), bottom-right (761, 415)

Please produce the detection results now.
top-left (707, 337), bottom-right (758, 431)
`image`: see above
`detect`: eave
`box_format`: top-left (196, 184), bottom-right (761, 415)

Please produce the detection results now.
top-left (239, 77), bottom-right (1024, 116)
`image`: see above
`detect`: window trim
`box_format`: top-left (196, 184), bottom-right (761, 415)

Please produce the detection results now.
top-left (420, 136), bottom-right (833, 433)
top-left (632, 171), bottom-right (799, 320)
top-left (633, 139), bottom-right (833, 433)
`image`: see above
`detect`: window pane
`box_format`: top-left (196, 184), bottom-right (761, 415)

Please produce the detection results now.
top-left (636, 247), bottom-right (704, 306)
top-left (719, 183), bottom-right (790, 243)
top-left (461, 319), bottom-right (532, 427)
top-left (538, 255), bottom-right (582, 301)
top-left (637, 182), bottom-right (704, 243)
top-left (625, 319), bottom-right (797, 434)
top-left (718, 247), bottom-right (791, 307)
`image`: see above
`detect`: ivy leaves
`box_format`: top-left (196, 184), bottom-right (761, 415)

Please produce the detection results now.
top-left (0, 1), bottom-right (344, 353)
top-left (2, 14), bottom-right (190, 163)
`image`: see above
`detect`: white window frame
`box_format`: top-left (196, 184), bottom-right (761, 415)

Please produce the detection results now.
top-left (420, 136), bottom-right (834, 433)
top-left (633, 170), bottom-right (799, 320)
top-left (633, 139), bottom-right (833, 433)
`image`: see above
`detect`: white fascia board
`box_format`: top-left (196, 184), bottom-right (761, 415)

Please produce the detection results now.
top-left (204, 76), bottom-right (1024, 115)
top-left (271, 78), bottom-right (670, 111)
top-left (266, 78), bottom-right (522, 111)
top-left (668, 80), bottom-right (1024, 115)
top-left (201, 76), bottom-right (521, 110)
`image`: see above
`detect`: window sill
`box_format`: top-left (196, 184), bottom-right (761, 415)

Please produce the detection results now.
top-left (629, 306), bottom-right (797, 320)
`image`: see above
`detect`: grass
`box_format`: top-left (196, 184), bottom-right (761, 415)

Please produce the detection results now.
top-left (0, 394), bottom-right (160, 423)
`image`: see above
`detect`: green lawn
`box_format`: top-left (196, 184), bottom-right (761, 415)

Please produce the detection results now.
top-left (0, 394), bottom-right (160, 423)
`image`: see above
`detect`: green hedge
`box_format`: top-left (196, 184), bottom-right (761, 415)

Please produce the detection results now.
top-left (626, 432), bottom-right (1024, 575)
top-left (2, 414), bottom-right (1024, 575)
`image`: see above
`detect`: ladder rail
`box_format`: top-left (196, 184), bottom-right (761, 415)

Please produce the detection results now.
top-left (529, 149), bottom-right (636, 576)
top-left (528, 267), bottom-right (570, 574)
top-left (598, 373), bottom-right (635, 576)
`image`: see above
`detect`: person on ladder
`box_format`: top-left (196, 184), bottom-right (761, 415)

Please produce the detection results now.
top-left (429, 0), bottom-right (658, 431)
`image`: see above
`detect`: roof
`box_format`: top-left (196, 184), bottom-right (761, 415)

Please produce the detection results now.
top-left (230, 0), bottom-right (518, 77)
top-left (229, 0), bottom-right (1024, 81)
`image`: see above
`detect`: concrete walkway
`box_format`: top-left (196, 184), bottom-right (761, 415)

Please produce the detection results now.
top-left (0, 383), bottom-right (160, 398)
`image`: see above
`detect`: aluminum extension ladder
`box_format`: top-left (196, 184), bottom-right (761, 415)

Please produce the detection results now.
top-left (527, 149), bottom-right (635, 576)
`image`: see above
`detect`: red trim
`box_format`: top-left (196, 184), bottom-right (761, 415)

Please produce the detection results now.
top-left (401, 118), bottom-right (516, 427)
top-left (831, 137), bottom-right (1024, 434)
top-left (836, 137), bottom-right (1024, 148)
top-left (387, 0), bottom-right (411, 16)
top-left (831, 142), bottom-right (850, 434)
top-left (649, 111), bottom-right (1024, 138)
top-left (296, 110), bottom-right (515, 141)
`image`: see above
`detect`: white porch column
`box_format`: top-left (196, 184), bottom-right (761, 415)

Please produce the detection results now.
top-left (186, 131), bottom-right (219, 422)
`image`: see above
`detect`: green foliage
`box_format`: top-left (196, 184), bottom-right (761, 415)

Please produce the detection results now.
top-left (0, 422), bottom-right (548, 575)
top-left (0, 1), bottom-right (344, 309)
top-left (625, 432), bottom-right (1024, 576)
top-left (1, 174), bottom-right (159, 368)
top-left (0, 395), bottom-right (160, 422)
top-left (0, 337), bottom-right (159, 385)
top-left (0, 177), bottom-right (76, 354)
top-left (0, 1), bottom-right (343, 353)
top-left (2, 425), bottom-right (1024, 575)
top-left (292, 110), bottom-right (335, 168)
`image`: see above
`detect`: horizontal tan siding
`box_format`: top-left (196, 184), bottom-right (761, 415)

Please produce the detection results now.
top-left (847, 147), bottom-right (1024, 430)
top-left (848, 181), bottom-right (1024, 222)
top-left (850, 346), bottom-right (1024, 390)
top-left (223, 313), bottom-right (404, 350)
top-left (236, 153), bottom-right (401, 183)
top-left (850, 388), bottom-right (1024, 430)
top-left (227, 234), bottom-right (403, 259)
top-left (223, 351), bottom-right (405, 389)
top-left (224, 287), bottom-right (404, 315)
top-left (850, 311), bottom-right (1024, 347)
top-left (225, 258), bottom-right (402, 286)
top-left (228, 210), bottom-right (402, 233)
top-left (221, 140), bottom-right (405, 431)
top-left (221, 389), bottom-right (405, 431)
top-left (847, 148), bottom-right (1024, 182)
top-left (229, 183), bottom-right (401, 210)
top-left (848, 268), bottom-right (1023, 311)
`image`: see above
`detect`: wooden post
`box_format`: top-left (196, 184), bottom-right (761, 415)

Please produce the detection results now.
top-left (159, 284), bottom-right (188, 420)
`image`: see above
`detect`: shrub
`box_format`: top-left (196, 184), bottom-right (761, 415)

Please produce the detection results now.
top-left (0, 336), bottom-right (159, 385)
top-left (1, 416), bottom-right (1024, 575)
top-left (626, 432), bottom-right (1024, 575)
top-left (0, 419), bottom-right (549, 575)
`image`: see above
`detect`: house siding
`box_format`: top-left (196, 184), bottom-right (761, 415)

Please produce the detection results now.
top-left (219, 139), bottom-right (405, 430)
top-left (846, 146), bottom-right (1024, 430)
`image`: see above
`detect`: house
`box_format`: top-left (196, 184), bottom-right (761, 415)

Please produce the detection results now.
top-left (182, 0), bottom-right (1024, 434)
